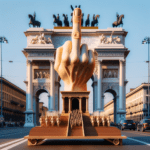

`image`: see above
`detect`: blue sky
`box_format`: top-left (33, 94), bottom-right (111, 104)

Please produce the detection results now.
top-left (0, 0), bottom-right (150, 107)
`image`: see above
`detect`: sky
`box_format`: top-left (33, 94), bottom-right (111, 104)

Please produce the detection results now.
top-left (0, 0), bottom-right (150, 109)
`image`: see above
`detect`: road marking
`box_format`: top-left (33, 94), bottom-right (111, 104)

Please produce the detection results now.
top-left (127, 137), bottom-right (150, 146)
top-left (0, 132), bottom-right (25, 137)
top-left (123, 131), bottom-right (150, 136)
top-left (1, 139), bottom-right (27, 150)
top-left (0, 138), bottom-right (24, 148)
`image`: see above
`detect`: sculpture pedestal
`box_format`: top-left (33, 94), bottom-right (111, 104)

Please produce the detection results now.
top-left (61, 91), bottom-right (90, 114)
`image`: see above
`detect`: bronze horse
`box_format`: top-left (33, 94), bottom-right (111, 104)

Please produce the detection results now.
top-left (85, 14), bottom-right (90, 27)
top-left (28, 14), bottom-right (41, 27)
top-left (53, 14), bottom-right (62, 26)
top-left (91, 15), bottom-right (100, 26)
top-left (112, 14), bottom-right (124, 27)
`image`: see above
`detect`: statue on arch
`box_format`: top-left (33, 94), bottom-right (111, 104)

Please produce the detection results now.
top-left (63, 14), bottom-right (69, 26)
top-left (91, 14), bottom-right (100, 26)
top-left (54, 8), bottom-right (95, 91)
top-left (112, 13), bottom-right (124, 27)
top-left (85, 14), bottom-right (90, 27)
top-left (28, 12), bottom-right (41, 27)
top-left (53, 14), bottom-right (62, 26)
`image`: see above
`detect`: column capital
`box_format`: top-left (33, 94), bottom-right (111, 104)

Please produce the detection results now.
top-left (50, 60), bottom-right (54, 64)
top-left (27, 60), bottom-right (32, 64)
top-left (119, 59), bottom-right (125, 63)
top-left (98, 60), bottom-right (102, 63)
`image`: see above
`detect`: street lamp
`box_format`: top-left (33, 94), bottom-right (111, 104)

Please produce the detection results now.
top-left (0, 36), bottom-right (8, 126)
top-left (142, 37), bottom-right (150, 118)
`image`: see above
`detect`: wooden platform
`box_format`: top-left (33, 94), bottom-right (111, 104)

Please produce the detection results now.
top-left (24, 135), bottom-right (126, 140)
top-left (24, 114), bottom-right (127, 146)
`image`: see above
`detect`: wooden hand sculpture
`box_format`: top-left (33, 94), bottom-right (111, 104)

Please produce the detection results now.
top-left (54, 8), bottom-right (95, 91)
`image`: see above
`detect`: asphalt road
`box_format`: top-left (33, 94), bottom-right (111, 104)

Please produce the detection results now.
top-left (0, 127), bottom-right (150, 150)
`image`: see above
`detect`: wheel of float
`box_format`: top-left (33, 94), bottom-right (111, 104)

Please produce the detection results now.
top-left (113, 139), bottom-right (120, 146)
top-left (30, 139), bottom-right (38, 145)
top-left (37, 139), bottom-right (44, 144)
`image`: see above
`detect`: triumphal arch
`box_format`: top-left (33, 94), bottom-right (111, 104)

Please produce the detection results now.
top-left (23, 19), bottom-right (129, 127)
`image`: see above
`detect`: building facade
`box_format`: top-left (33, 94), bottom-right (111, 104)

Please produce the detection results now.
top-left (126, 83), bottom-right (150, 122)
top-left (0, 77), bottom-right (26, 124)
top-left (104, 100), bottom-right (115, 122)
top-left (103, 83), bottom-right (150, 123)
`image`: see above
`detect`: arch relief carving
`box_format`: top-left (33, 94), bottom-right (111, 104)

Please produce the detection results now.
top-left (102, 83), bottom-right (119, 96)
top-left (30, 33), bottom-right (52, 44)
top-left (103, 69), bottom-right (118, 78)
top-left (34, 69), bottom-right (50, 79)
top-left (33, 83), bottom-right (50, 95)
top-left (100, 33), bottom-right (121, 44)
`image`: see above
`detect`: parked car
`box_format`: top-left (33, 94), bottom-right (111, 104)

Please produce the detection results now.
top-left (119, 120), bottom-right (136, 130)
top-left (110, 122), bottom-right (120, 128)
top-left (137, 119), bottom-right (150, 132)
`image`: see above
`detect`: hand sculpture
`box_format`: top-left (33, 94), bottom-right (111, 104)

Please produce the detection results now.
top-left (54, 8), bottom-right (95, 91)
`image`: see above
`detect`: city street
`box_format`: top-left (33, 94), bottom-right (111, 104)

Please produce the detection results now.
top-left (0, 127), bottom-right (150, 150)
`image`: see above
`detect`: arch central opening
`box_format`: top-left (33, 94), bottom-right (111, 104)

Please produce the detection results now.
top-left (72, 98), bottom-right (79, 110)
top-left (35, 89), bottom-right (49, 125)
top-left (104, 89), bottom-right (117, 123)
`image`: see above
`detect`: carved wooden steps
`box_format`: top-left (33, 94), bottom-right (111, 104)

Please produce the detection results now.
top-left (29, 116), bottom-right (68, 136)
top-left (83, 115), bottom-right (121, 136)
top-left (83, 115), bottom-right (98, 136)
top-left (68, 126), bottom-right (83, 136)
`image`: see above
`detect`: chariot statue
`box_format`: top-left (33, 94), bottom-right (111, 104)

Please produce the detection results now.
top-left (53, 14), bottom-right (62, 26)
top-left (112, 13), bottom-right (124, 27)
top-left (28, 12), bottom-right (41, 27)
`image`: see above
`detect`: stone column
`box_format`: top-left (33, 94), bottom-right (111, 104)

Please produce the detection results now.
top-left (48, 95), bottom-right (50, 111)
top-left (97, 60), bottom-right (103, 111)
top-left (62, 97), bottom-right (65, 113)
top-left (50, 60), bottom-right (55, 111)
top-left (92, 81), bottom-right (97, 112)
top-left (86, 97), bottom-right (89, 113)
top-left (119, 60), bottom-right (124, 110)
top-left (68, 97), bottom-right (72, 113)
top-left (33, 96), bottom-right (36, 126)
top-left (79, 98), bottom-right (82, 113)
top-left (27, 60), bottom-right (33, 111)
top-left (24, 60), bottom-right (34, 127)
